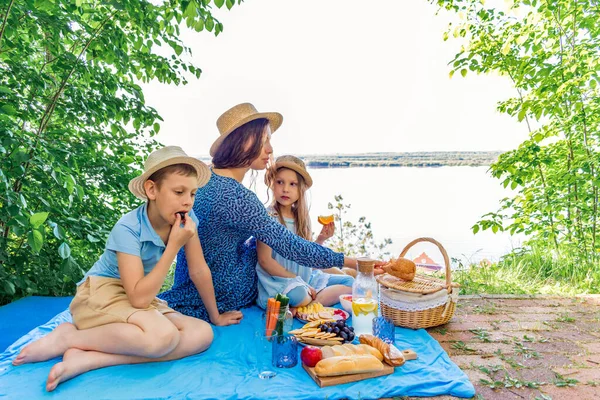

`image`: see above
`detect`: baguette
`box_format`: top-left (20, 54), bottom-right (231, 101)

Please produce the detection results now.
top-left (320, 344), bottom-right (384, 361)
top-left (314, 355), bottom-right (384, 377)
top-left (359, 334), bottom-right (405, 366)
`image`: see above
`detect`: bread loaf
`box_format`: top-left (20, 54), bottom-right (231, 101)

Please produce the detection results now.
top-left (320, 344), bottom-right (384, 361)
top-left (314, 355), bottom-right (384, 377)
top-left (359, 334), bottom-right (405, 366)
top-left (383, 257), bottom-right (416, 281)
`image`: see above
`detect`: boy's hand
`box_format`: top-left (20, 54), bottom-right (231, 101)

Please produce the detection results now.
top-left (168, 213), bottom-right (196, 249)
top-left (211, 310), bottom-right (243, 326)
top-left (317, 222), bottom-right (335, 243)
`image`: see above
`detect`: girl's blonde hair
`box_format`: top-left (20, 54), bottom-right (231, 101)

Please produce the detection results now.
top-left (266, 167), bottom-right (312, 241)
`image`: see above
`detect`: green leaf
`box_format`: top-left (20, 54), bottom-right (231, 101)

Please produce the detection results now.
top-left (449, 70), bottom-right (455, 79)
top-left (30, 212), bottom-right (49, 228)
top-left (460, 69), bottom-right (467, 77)
top-left (58, 242), bottom-right (71, 259)
top-left (28, 230), bottom-right (44, 253)
top-left (226, 0), bottom-right (234, 9)
top-left (214, 0), bottom-right (224, 8)
top-left (153, 123), bottom-right (160, 133)
top-left (205, 17), bottom-right (214, 31)
top-left (53, 223), bottom-right (66, 240)
top-left (87, 234), bottom-right (101, 243)
top-left (0, 86), bottom-right (12, 94)
top-left (0, 104), bottom-right (16, 115)
top-left (1, 280), bottom-right (15, 295)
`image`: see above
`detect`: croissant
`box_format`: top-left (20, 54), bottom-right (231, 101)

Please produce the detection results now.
top-left (382, 257), bottom-right (416, 281)
top-left (358, 334), bottom-right (405, 367)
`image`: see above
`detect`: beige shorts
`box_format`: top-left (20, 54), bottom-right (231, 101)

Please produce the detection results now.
top-left (70, 276), bottom-right (175, 330)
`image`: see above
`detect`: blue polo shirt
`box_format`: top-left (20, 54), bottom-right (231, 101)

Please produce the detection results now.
top-left (79, 203), bottom-right (199, 284)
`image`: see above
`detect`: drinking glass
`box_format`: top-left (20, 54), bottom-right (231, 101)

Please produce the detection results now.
top-left (372, 316), bottom-right (395, 344)
top-left (271, 334), bottom-right (298, 368)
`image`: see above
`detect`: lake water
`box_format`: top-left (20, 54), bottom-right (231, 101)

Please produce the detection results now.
top-left (248, 166), bottom-right (524, 268)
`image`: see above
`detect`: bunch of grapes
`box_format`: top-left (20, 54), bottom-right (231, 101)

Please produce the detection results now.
top-left (319, 320), bottom-right (355, 342)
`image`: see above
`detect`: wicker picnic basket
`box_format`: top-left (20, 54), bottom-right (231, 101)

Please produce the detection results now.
top-left (377, 237), bottom-right (459, 329)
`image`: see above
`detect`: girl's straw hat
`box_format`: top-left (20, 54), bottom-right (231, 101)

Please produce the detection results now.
top-left (271, 155), bottom-right (313, 188)
top-left (128, 146), bottom-right (211, 200)
top-left (210, 103), bottom-right (283, 157)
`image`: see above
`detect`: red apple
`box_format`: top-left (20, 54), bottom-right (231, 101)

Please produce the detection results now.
top-left (300, 346), bottom-right (323, 367)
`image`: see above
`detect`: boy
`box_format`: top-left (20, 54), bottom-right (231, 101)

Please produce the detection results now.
top-left (12, 146), bottom-right (240, 391)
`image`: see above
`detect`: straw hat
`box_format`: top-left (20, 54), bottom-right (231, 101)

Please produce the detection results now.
top-left (128, 146), bottom-right (211, 200)
top-left (210, 103), bottom-right (283, 157)
top-left (269, 155), bottom-right (313, 188)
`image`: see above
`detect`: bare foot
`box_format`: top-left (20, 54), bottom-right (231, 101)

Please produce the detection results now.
top-left (46, 348), bottom-right (90, 392)
top-left (12, 323), bottom-right (77, 366)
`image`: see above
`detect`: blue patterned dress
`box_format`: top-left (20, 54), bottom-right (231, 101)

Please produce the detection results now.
top-left (159, 171), bottom-right (345, 321)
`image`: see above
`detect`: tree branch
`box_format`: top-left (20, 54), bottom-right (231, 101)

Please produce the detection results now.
top-left (0, 0), bottom-right (15, 49)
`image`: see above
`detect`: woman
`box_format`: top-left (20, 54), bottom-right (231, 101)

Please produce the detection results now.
top-left (159, 103), bottom-right (368, 322)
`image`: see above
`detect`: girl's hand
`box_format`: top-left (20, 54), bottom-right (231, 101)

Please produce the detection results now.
top-left (317, 222), bottom-right (335, 243)
top-left (168, 213), bottom-right (196, 249)
top-left (309, 286), bottom-right (317, 300)
top-left (211, 310), bottom-right (243, 326)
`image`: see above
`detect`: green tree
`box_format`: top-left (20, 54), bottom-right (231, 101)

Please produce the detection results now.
top-left (0, 0), bottom-right (240, 304)
top-left (435, 0), bottom-right (600, 261)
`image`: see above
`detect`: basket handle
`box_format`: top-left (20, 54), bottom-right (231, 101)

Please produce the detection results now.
top-left (399, 237), bottom-right (452, 292)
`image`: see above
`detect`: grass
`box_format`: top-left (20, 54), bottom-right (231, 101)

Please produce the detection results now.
top-left (449, 246), bottom-right (600, 295)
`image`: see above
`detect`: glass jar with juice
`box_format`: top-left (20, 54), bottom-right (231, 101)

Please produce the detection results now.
top-left (351, 258), bottom-right (379, 336)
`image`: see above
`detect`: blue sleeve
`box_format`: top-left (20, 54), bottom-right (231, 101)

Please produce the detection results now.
top-left (225, 188), bottom-right (344, 268)
top-left (189, 209), bottom-right (200, 225)
top-left (105, 223), bottom-right (141, 257)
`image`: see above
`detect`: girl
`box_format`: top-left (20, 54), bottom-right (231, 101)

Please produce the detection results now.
top-left (159, 103), bottom-right (371, 320)
top-left (256, 155), bottom-right (354, 308)
top-left (12, 146), bottom-right (238, 391)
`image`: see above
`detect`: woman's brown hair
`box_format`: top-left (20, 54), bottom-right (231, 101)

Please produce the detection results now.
top-left (212, 118), bottom-right (270, 168)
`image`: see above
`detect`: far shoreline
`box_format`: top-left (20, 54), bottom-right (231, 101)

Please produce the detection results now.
top-left (197, 151), bottom-right (503, 168)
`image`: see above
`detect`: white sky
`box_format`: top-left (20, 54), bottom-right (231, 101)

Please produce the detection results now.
top-left (142, 0), bottom-right (528, 158)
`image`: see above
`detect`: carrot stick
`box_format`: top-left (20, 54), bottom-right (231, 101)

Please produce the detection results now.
top-left (266, 298), bottom-right (275, 332)
top-left (267, 300), bottom-right (280, 336)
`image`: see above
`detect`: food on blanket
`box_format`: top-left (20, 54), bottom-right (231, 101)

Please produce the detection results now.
top-left (297, 302), bottom-right (336, 321)
top-left (382, 257), bottom-right (416, 281)
top-left (359, 334), bottom-right (410, 367)
top-left (320, 343), bottom-right (383, 361)
top-left (300, 346), bottom-right (323, 367)
top-left (317, 215), bottom-right (334, 225)
top-left (266, 294), bottom-right (291, 336)
top-left (314, 355), bottom-right (384, 377)
top-left (319, 320), bottom-right (355, 342)
top-left (290, 319), bottom-right (353, 345)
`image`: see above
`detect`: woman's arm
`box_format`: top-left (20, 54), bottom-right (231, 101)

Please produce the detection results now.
top-left (230, 189), bottom-right (344, 269)
top-left (185, 234), bottom-right (243, 326)
top-left (257, 240), bottom-right (296, 278)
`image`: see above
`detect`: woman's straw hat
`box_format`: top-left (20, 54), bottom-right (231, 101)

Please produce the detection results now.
top-left (210, 103), bottom-right (283, 157)
top-left (128, 146), bottom-right (211, 200)
top-left (269, 155), bottom-right (313, 188)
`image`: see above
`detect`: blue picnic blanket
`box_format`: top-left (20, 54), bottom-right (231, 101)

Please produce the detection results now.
top-left (0, 297), bottom-right (475, 399)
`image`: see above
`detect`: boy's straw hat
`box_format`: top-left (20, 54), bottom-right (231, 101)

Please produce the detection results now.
top-left (210, 103), bottom-right (283, 157)
top-left (128, 146), bottom-right (211, 200)
top-left (270, 155), bottom-right (313, 188)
